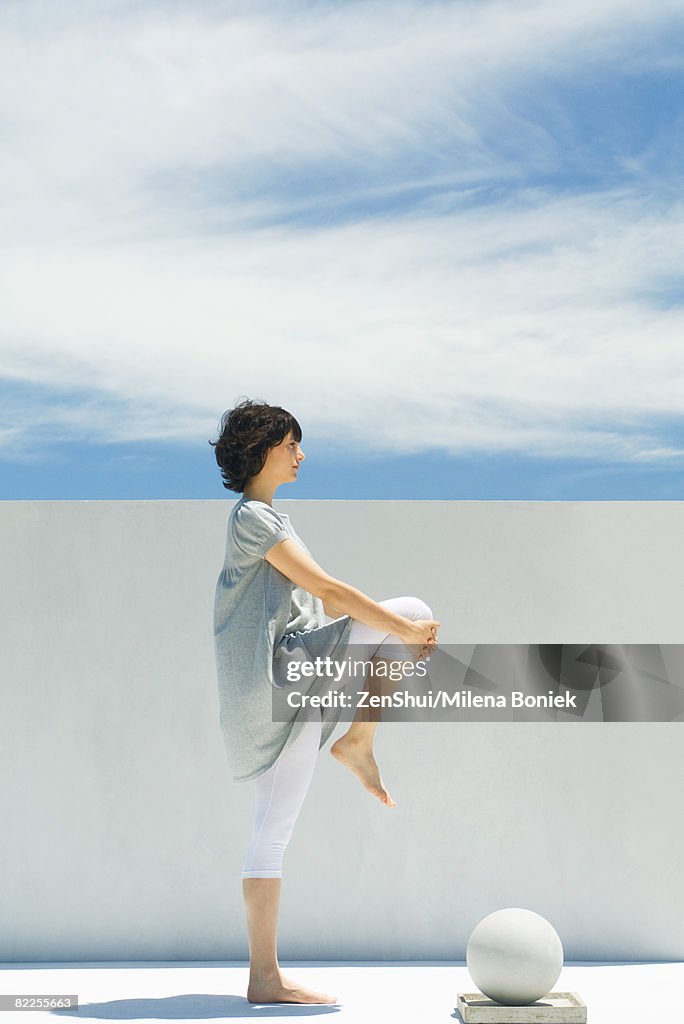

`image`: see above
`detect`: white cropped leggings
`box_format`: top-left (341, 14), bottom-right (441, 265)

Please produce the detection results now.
top-left (241, 595), bottom-right (433, 879)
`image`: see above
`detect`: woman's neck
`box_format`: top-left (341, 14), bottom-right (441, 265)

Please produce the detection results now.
top-left (242, 485), bottom-right (274, 506)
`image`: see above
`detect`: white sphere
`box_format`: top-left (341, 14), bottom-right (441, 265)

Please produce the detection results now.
top-left (466, 907), bottom-right (563, 1005)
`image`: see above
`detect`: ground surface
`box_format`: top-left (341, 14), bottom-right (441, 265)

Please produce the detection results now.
top-left (0, 960), bottom-right (680, 1022)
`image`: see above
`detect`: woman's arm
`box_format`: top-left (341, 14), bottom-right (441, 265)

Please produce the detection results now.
top-left (322, 599), bottom-right (343, 619)
top-left (264, 538), bottom-right (439, 644)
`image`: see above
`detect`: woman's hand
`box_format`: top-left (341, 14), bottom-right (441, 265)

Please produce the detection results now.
top-left (398, 618), bottom-right (440, 661)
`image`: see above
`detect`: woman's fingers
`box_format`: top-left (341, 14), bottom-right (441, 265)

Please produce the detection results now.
top-left (412, 619), bottom-right (440, 659)
top-left (423, 619), bottom-right (440, 642)
top-left (403, 618), bottom-right (440, 652)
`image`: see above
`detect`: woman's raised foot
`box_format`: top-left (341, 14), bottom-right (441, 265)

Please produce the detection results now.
top-left (330, 736), bottom-right (396, 807)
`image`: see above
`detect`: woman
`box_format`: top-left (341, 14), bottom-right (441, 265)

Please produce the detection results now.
top-left (210, 398), bottom-right (440, 1005)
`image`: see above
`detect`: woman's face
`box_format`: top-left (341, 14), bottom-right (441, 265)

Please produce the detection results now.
top-left (264, 430), bottom-right (305, 484)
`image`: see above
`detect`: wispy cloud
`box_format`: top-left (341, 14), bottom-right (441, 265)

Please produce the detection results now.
top-left (1, 0), bottom-right (684, 464)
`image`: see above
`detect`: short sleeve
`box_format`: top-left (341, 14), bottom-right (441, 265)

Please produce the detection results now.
top-left (232, 502), bottom-right (290, 559)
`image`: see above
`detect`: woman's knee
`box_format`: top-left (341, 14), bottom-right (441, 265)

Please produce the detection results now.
top-left (397, 595), bottom-right (433, 621)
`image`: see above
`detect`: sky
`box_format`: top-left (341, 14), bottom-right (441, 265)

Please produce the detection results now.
top-left (2, 0), bottom-right (684, 500)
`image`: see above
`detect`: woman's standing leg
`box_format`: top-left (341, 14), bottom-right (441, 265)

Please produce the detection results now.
top-left (241, 709), bottom-right (337, 1004)
top-left (330, 595), bottom-right (433, 806)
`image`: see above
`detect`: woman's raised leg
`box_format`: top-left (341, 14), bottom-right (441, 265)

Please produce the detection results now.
top-left (330, 596), bottom-right (433, 807)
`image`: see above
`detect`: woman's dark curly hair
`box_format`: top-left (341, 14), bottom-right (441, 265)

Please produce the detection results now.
top-left (208, 397), bottom-right (302, 493)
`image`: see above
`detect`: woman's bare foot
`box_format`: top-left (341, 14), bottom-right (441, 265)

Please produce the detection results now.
top-left (330, 736), bottom-right (396, 806)
top-left (247, 971), bottom-right (337, 1004)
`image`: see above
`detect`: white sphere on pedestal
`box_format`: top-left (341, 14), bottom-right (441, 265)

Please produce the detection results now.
top-left (466, 907), bottom-right (564, 1005)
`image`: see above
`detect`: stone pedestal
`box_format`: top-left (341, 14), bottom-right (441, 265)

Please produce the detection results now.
top-left (456, 991), bottom-right (587, 1022)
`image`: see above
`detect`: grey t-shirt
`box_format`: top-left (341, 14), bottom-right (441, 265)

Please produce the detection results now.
top-left (213, 497), bottom-right (353, 783)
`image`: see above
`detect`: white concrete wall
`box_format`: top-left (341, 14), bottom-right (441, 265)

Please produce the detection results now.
top-left (1, 499), bottom-right (683, 962)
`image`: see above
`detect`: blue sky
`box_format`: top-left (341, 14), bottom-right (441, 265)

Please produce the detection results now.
top-left (2, 0), bottom-right (684, 500)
